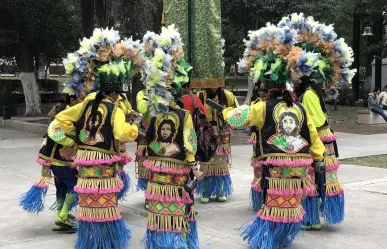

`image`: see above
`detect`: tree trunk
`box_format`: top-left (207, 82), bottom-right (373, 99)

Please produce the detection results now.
top-left (36, 53), bottom-right (49, 79)
top-left (95, 0), bottom-right (113, 27)
top-left (81, 0), bottom-right (95, 37)
top-left (19, 39), bottom-right (41, 116)
top-left (245, 75), bottom-right (255, 105)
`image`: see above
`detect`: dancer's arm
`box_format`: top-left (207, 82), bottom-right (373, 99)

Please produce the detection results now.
top-left (222, 101), bottom-right (265, 129)
top-left (305, 111), bottom-right (325, 161)
top-left (113, 107), bottom-right (139, 142)
top-left (183, 112), bottom-right (197, 163)
top-left (301, 90), bottom-right (326, 128)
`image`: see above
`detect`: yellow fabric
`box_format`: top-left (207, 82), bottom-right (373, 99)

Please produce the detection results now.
top-left (136, 90), bottom-right (149, 115)
top-left (223, 101), bottom-right (325, 161)
top-left (117, 94), bottom-right (133, 115)
top-left (53, 95), bottom-right (138, 145)
top-left (183, 111), bottom-right (195, 163)
top-left (301, 88), bottom-right (327, 128)
top-left (198, 89), bottom-right (237, 123)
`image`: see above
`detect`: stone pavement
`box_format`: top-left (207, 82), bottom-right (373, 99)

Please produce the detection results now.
top-left (1, 128), bottom-right (387, 249)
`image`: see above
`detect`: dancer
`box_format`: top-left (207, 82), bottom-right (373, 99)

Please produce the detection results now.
top-left (135, 87), bottom-right (150, 192)
top-left (196, 87), bottom-right (237, 203)
top-left (142, 25), bottom-right (200, 249)
top-left (248, 83), bottom-right (267, 211)
top-left (299, 76), bottom-right (345, 228)
top-left (48, 28), bottom-right (142, 249)
top-left (220, 11), bottom-right (358, 248)
top-left (19, 91), bottom-right (84, 233)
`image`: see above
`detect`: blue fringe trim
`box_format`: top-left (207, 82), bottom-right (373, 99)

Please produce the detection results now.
top-left (143, 229), bottom-right (189, 249)
top-left (250, 188), bottom-right (263, 212)
top-left (322, 193), bottom-right (344, 225)
top-left (117, 170), bottom-right (132, 200)
top-left (241, 216), bottom-right (301, 249)
top-left (187, 221), bottom-right (199, 249)
top-left (19, 185), bottom-right (48, 214)
top-left (75, 219), bottom-right (131, 249)
top-left (196, 175), bottom-right (233, 198)
top-left (137, 178), bottom-right (149, 192)
top-left (49, 192), bottom-right (79, 212)
top-left (302, 196), bottom-right (320, 226)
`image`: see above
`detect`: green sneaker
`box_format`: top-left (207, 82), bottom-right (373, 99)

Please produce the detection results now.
top-left (200, 197), bottom-right (210, 204)
top-left (216, 196), bottom-right (227, 202)
top-left (302, 223), bottom-right (321, 231)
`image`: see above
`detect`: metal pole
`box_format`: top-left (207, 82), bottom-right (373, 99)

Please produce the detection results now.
top-left (187, 0), bottom-right (193, 64)
top-left (374, 17), bottom-right (383, 90)
top-left (352, 14), bottom-right (361, 100)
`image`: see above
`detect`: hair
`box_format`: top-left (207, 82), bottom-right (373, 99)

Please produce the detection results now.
top-left (65, 94), bottom-right (77, 107)
top-left (269, 89), bottom-right (294, 107)
top-left (157, 119), bottom-right (176, 143)
top-left (206, 87), bottom-right (227, 106)
top-left (374, 88), bottom-right (380, 92)
top-left (279, 111), bottom-right (299, 136)
top-left (88, 91), bottom-right (109, 139)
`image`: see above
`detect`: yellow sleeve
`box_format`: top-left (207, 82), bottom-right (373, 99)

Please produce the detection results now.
top-left (183, 112), bottom-right (196, 163)
top-left (225, 90), bottom-right (237, 108)
top-left (47, 119), bottom-right (75, 146)
top-left (223, 101), bottom-right (266, 129)
top-left (54, 101), bottom-right (86, 133)
top-left (113, 106), bottom-right (139, 142)
top-left (117, 96), bottom-right (133, 115)
top-left (136, 90), bottom-right (149, 114)
top-left (302, 90), bottom-right (327, 128)
top-left (305, 111), bottom-right (325, 161)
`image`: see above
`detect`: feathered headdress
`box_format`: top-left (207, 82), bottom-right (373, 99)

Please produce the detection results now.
top-left (142, 24), bottom-right (192, 115)
top-left (63, 28), bottom-right (144, 96)
top-left (238, 13), bottom-right (357, 89)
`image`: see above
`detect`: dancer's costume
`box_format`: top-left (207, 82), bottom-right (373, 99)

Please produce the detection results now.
top-left (221, 12), bottom-right (357, 248)
top-left (20, 95), bottom-right (79, 231)
top-left (141, 25), bottom-right (199, 249)
top-left (135, 89), bottom-right (150, 191)
top-left (300, 87), bottom-right (344, 226)
top-left (196, 89), bottom-right (236, 202)
top-left (49, 28), bottom-right (143, 249)
top-left (248, 97), bottom-right (264, 211)
top-left (116, 94), bottom-right (134, 200)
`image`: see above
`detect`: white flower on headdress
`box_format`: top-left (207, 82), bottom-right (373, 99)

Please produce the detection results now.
top-left (102, 27), bottom-right (120, 45)
top-left (291, 13), bottom-right (304, 23)
top-left (63, 53), bottom-right (80, 74)
top-left (334, 38), bottom-right (354, 67)
top-left (78, 37), bottom-right (94, 55)
top-left (237, 58), bottom-right (249, 74)
top-left (92, 28), bottom-right (103, 42)
top-left (307, 16), bottom-right (320, 28)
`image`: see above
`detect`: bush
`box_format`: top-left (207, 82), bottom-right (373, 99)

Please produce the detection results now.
top-left (337, 84), bottom-right (355, 106)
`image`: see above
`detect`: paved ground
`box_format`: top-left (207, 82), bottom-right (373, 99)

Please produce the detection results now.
top-left (1, 128), bottom-right (387, 249)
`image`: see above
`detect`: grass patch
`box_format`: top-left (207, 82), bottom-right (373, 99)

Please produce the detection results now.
top-left (341, 154), bottom-right (387, 169)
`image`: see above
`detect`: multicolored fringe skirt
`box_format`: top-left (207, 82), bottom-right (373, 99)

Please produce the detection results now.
top-left (242, 155), bottom-right (314, 249)
top-left (197, 130), bottom-right (232, 198)
top-left (19, 159), bottom-right (52, 213)
top-left (251, 158), bottom-right (263, 212)
top-left (135, 141), bottom-right (149, 191)
top-left (304, 126), bottom-right (344, 225)
top-left (142, 157), bottom-right (199, 249)
top-left (116, 141), bottom-right (133, 200)
top-left (73, 149), bottom-right (131, 249)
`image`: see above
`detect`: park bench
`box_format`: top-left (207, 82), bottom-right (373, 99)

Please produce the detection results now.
top-left (357, 109), bottom-right (387, 124)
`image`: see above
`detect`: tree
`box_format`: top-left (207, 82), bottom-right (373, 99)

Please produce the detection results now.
top-left (0, 0), bottom-right (82, 115)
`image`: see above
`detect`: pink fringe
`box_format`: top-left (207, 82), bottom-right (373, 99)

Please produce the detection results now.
top-left (251, 183), bottom-right (261, 191)
top-left (326, 161), bottom-right (341, 172)
top-left (142, 160), bottom-right (190, 174)
top-left (36, 157), bottom-right (51, 167)
top-left (248, 139), bottom-right (256, 144)
top-left (326, 189), bottom-right (344, 197)
top-left (257, 209), bottom-right (305, 224)
top-left (74, 182), bottom-right (123, 194)
top-left (263, 158), bottom-right (313, 167)
top-left (267, 189), bottom-right (303, 195)
top-left (119, 155), bottom-right (132, 166)
top-left (73, 156), bottom-right (121, 166)
top-left (251, 161), bottom-right (263, 168)
top-left (77, 215), bottom-right (122, 222)
top-left (215, 150), bottom-right (231, 156)
top-left (144, 192), bottom-right (193, 204)
top-left (33, 183), bottom-right (49, 188)
top-left (320, 135), bottom-right (338, 143)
